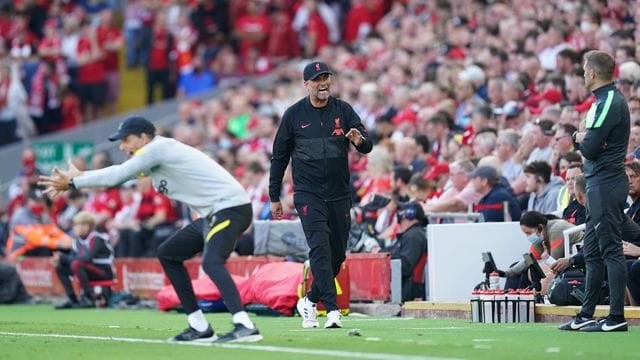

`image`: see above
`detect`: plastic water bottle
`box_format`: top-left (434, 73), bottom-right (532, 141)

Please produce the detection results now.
top-left (489, 271), bottom-right (500, 290)
top-left (480, 290), bottom-right (495, 323)
top-left (470, 290), bottom-right (481, 323)
top-left (505, 290), bottom-right (518, 323)
top-left (518, 289), bottom-right (535, 322)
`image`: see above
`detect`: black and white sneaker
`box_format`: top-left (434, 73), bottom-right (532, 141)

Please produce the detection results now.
top-left (558, 316), bottom-right (596, 331)
top-left (169, 325), bottom-right (217, 342)
top-left (54, 300), bottom-right (79, 310)
top-left (215, 323), bottom-right (263, 343)
top-left (580, 317), bottom-right (628, 332)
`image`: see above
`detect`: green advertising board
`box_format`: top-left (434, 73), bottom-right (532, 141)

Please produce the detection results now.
top-left (33, 142), bottom-right (94, 174)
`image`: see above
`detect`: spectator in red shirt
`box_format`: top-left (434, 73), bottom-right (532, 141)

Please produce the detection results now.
top-left (76, 21), bottom-right (106, 122)
top-left (96, 8), bottom-right (123, 115)
top-left (147, 11), bottom-right (173, 105)
top-left (343, 0), bottom-right (373, 45)
top-left (266, 3), bottom-right (299, 64)
top-left (233, 0), bottom-right (271, 60)
top-left (28, 61), bottom-right (63, 134)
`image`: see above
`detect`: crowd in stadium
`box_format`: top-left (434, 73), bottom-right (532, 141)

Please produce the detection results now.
top-left (3, 0), bottom-right (640, 304)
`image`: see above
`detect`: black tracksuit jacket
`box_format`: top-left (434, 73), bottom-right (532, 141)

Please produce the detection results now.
top-left (269, 96), bottom-right (372, 202)
top-left (578, 83), bottom-right (629, 185)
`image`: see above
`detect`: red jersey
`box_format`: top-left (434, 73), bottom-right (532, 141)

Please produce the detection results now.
top-left (234, 13), bottom-right (271, 58)
top-left (308, 12), bottom-right (329, 54)
top-left (77, 37), bottom-right (106, 84)
top-left (149, 27), bottom-right (171, 71)
top-left (343, 3), bottom-right (372, 44)
top-left (90, 188), bottom-right (122, 218)
top-left (96, 25), bottom-right (122, 72)
top-left (37, 36), bottom-right (62, 61)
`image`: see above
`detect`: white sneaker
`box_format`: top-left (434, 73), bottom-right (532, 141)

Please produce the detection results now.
top-left (324, 310), bottom-right (342, 329)
top-left (296, 297), bottom-right (319, 328)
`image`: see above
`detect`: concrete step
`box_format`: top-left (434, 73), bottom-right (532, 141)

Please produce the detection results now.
top-left (402, 301), bottom-right (640, 324)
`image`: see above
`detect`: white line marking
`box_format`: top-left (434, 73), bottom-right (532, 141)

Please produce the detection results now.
top-left (400, 327), bottom-right (470, 330)
top-left (0, 332), bottom-right (462, 360)
top-left (348, 317), bottom-right (415, 322)
top-left (473, 344), bottom-right (492, 350)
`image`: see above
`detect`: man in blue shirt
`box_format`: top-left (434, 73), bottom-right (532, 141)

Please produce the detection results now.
top-left (469, 166), bottom-right (521, 222)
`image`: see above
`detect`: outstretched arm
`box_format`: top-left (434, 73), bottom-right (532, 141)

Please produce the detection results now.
top-left (38, 159), bottom-right (84, 198)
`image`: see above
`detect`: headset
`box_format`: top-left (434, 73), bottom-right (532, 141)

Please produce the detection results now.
top-left (397, 202), bottom-right (424, 222)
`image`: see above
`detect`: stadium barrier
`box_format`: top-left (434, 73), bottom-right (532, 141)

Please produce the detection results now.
top-left (427, 222), bottom-right (529, 302)
top-left (14, 253), bottom-right (392, 301)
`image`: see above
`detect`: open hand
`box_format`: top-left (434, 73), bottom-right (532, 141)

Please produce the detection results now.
top-left (345, 128), bottom-right (364, 146)
top-left (38, 159), bottom-right (83, 198)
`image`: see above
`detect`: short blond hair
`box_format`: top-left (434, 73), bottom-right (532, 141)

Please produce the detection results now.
top-left (73, 211), bottom-right (96, 226)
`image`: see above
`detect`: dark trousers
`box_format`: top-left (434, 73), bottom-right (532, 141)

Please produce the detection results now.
top-left (0, 119), bottom-right (18, 146)
top-left (581, 178), bottom-right (628, 319)
top-left (157, 204), bottom-right (252, 315)
top-left (627, 259), bottom-right (640, 304)
top-left (146, 68), bottom-right (170, 105)
top-left (295, 193), bottom-right (350, 311)
top-left (56, 255), bottom-right (113, 301)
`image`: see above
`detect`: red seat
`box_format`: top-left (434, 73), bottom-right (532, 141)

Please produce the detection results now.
top-left (88, 279), bottom-right (117, 307)
top-left (88, 279), bottom-right (116, 287)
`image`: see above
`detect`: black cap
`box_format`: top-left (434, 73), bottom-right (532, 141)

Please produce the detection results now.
top-left (303, 61), bottom-right (332, 81)
top-left (468, 166), bottom-right (500, 182)
top-left (108, 116), bottom-right (156, 141)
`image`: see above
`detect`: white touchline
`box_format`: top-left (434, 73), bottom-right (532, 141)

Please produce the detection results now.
top-left (0, 332), bottom-right (461, 360)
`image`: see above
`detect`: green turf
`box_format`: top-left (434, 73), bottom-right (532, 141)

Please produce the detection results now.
top-left (0, 305), bottom-right (637, 360)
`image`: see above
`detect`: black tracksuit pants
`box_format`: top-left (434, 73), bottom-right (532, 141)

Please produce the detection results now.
top-left (157, 204), bottom-right (252, 315)
top-left (295, 192), bottom-right (350, 311)
top-left (581, 177), bottom-right (628, 319)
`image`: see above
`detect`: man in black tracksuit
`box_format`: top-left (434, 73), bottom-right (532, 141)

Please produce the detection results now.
top-left (269, 61), bottom-right (372, 329)
top-left (560, 50), bottom-right (630, 332)
top-left (390, 201), bottom-right (428, 302)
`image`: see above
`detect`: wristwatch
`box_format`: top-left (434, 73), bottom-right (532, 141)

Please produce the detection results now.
top-left (68, 178), bottom-right (76, 190)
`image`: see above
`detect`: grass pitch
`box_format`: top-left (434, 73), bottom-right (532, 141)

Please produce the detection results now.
top-left (0, 305), bottom-right (637, 360)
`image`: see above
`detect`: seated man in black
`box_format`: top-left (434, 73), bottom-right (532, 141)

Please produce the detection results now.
top-left (391, 201), bottom-right (428, 302)
top-left (54, 211), bottom-right (114, 309)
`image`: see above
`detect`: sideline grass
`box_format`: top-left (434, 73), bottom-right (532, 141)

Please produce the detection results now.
top-left (0, 305), bottom-right (637, 360)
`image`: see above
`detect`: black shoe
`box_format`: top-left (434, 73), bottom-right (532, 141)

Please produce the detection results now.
top-left (78, 295), bottom-right (95, 308)
top-left (216, 323), bottom-right (263, 343)
top-left (559, 316), bottom-right (595, 331)
top-left (54, 300), bottom-right (79, 310)
top-left (169, 325), bottom-right (217, 342)
top-left (580, 317), bottom-right (628, 332)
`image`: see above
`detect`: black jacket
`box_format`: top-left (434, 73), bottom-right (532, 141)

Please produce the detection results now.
top-left (269, 96), bottom-right (372, 202)
top-left (578, 83), bottom-right (629, 185)
top-left (391, 223), bottom-right (428, 301)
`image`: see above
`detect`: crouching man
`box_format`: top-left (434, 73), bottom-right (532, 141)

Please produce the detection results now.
top-left (54, 211), bottom-right (114, 309)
